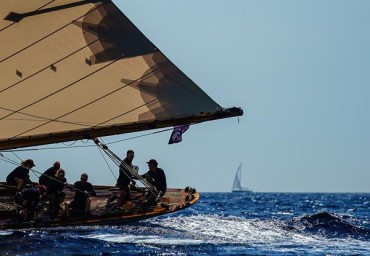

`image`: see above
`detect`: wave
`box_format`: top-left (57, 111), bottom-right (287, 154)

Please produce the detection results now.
top-left (1, 212), bottom-right (368, 244)
top-left (85, 233), bottom-right (203, 245)
top-left (0, 231), bottom-right (13, 236)
top-left (148, 214), bottom-right (315, 244)
top-left (293, 211), bottom-right (370, 239)
top-left (128, 213), bottom-right (370, 253)
top-left (1, 213), bottom-right (370, 255)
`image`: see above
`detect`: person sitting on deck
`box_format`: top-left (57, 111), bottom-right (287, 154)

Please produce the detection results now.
top-left (6, 159), bottom-right (36, 192)
top-left (39, 161), bottom-right (61, 187)
top-left (64, 173), bottom-right (96, 217)
top-left (14, 185), bottom-right (47, 221)
top-left (142, 159), bottom-right (167, 206)
top-left (47, 169), bottom-right (67, 219)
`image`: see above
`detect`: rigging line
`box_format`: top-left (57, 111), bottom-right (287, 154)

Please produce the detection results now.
top-left (0, 104), bottom-right (103, 128)
top-left (94, 139), bottom-right (157, 195)
top-left (107, 147), bottom-right (156, 193)
top-left (61, 140), bottom-right (78, 146)
top-left (0, 106), bottom-right (60, 123)
top-left (0, 21), bottom-right (16, 33)
top-left (0, 151), bottom-right (22, 164)
top-left (96, 98), bottom-right (158, 128)
top-left (8, 59), bottom-right (171, 138)
top-left (1, 55), bottom-right (120, 123)
top-left (9, 149), bottom-right (22, 162)
top-left (93, 64), bottom-right (172, 127)
top-left (1, 126), bottom-right (174, 152)
top-left (95, 144), bottom-right (121, 175)
top-left (96, 140), bottom-right (117, 180)
top-left (0, 153), bottom-right (39, 179)
top-left (0, 38), bottom-right (100, 95)
top-left (0, 156), bottom-right (18, 166)
top-left (5, 59), bottom-right (120, 139)
top-left (78, 59), bottom-right (171, 127)
top-left (0, 1), bottom-right (107, 64)
top-left (1, 53), bottom-right (169, 121)
top-left (0, 0), bottom-right (56, 32)
top-left (1, 56), bottom-right (168, 126)
top-left (98, 137), bottom-right (133, 183)
top-left (118, 155), bottom-right (157, 195)
top-left (1, 144), bottom-right (94, 152)
top-left (0, 154), bottom-right (89, 194)
top-left (105, 127), bottom-right (175, 145)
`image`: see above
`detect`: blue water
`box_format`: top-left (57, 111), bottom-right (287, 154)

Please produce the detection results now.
top-left (1, 192), bottom-right (370, 255)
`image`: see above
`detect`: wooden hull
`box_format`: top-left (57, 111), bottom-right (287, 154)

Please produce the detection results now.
top-left (0, 183), bottom-right (199, 230)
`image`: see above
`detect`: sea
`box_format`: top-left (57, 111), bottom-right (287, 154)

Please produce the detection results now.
top-left (1, 192), bottom-right (369, 256)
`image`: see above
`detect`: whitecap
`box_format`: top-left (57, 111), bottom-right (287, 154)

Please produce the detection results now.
top-left (85, 233), bottom-right (203, 245)
top-left (145, 214), bottom-right (370, 254)
top-left (0, 231), bottom-right (13, 236)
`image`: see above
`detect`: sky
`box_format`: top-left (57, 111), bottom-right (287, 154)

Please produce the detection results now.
top-left (1, 0), bottom-right (370, 192)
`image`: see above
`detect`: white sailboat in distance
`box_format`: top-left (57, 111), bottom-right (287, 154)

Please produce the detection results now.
top-left (232, 163), bottom-right (252, 193)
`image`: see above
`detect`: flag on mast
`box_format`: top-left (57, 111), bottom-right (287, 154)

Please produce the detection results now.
top-left (168, 125), bottom-right (190, 144)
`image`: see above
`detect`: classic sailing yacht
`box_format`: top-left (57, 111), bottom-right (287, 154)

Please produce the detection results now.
top-left (232, 163), bottom-right (252, 193)
top-left (0, 1), bottom-right (243, 229)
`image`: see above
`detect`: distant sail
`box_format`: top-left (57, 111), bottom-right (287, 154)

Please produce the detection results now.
top-left (0, 1), bottom-right (242, 150)
top-left (232, 163), bottom-right (252, 192)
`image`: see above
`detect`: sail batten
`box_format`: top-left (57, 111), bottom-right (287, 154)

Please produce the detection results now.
top-left (0, 0), bottom-right (243, 151)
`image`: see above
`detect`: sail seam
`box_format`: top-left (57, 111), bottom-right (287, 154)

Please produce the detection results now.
top-left (0, 38), bottom-right (100, 95)
top-left (8, 59), bottom-right (171, 139)
top-left (94, 62), bottom-right (172, 127)
top-left (0, 57), bottom-right (120, 124)
top-left (0, 0), bottom-right (56, 32)
top-left (0, 1), bottom-right (107, 64)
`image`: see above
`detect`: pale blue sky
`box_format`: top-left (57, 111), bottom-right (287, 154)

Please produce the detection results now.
top-left (2, 1), bottom-right (370, 192)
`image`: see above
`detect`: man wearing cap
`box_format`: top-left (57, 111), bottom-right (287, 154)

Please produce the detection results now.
top-left (142, 159), bottom-right (167, 206)
top-left (6, 159), bottom-right (35, 192)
